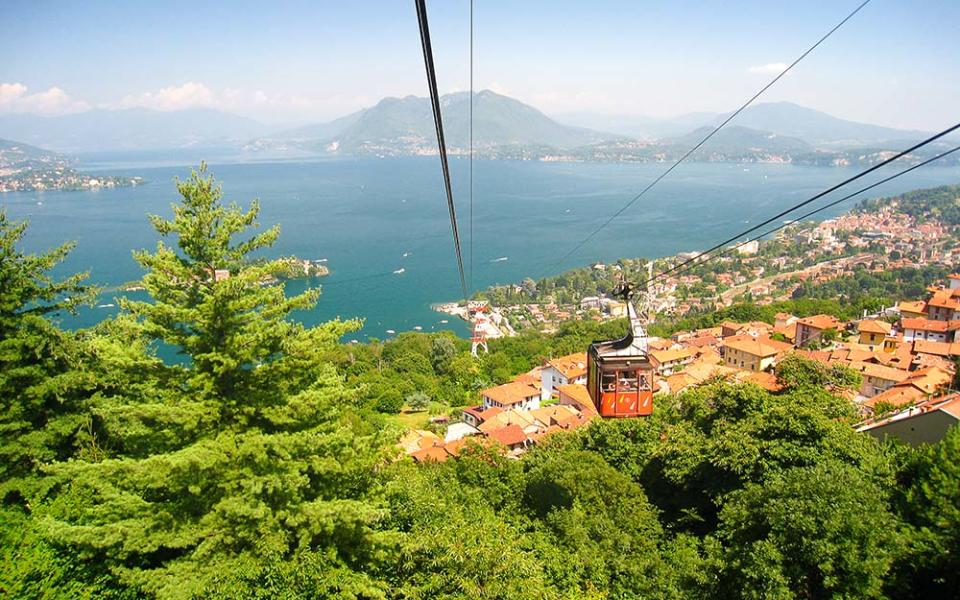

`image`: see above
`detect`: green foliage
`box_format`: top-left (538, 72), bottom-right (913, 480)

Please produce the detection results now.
top-left (405, 391), bottom-right (431, 412)
top-left (31, 165), bottom-right (388, 598)
top-left (375, 389), bottom-right (404, 414)
top-left (5, 169), bottom-right (956, 599)
top-left (715, 461), bottom-right (898, 599)
top-left (0, 210), bottom-right (125, 498)
top-left (888, 425), bottom-right (960, 598)
top-left (775, 354), bottom-right (862, 392)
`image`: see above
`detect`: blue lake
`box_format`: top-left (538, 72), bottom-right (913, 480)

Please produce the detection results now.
top-left (3, 155), bottom-right (960, 341)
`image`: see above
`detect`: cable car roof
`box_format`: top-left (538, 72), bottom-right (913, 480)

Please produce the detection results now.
top-left (591, 300), bottom-right (649, 358)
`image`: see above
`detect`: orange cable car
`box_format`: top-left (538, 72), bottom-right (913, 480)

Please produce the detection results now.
top-left (587, 284), bottom-right (654, 418)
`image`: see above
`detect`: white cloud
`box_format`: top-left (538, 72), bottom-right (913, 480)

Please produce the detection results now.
top-left (0, 82), bottom-right (27, 104)
top-left (115, 82), bottom-right (312, 115)
top-left (118, 81), bottom-right (216, 111)
top-left (0, 82), bottom-right (89, 115)
top-left (748, 62), bottom-right (788, 75)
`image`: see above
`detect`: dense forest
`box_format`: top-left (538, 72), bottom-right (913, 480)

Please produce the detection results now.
top-left (2, 166), bottom-right (959, 599)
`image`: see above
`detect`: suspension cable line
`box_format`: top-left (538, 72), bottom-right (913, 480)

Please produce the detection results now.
top-left (715, 145), bottom-right (960, 265)
top-left (415, 0), bottom-right (469, 300)
top-left (553, 0), bottom-right (872, 268)
top-left (469, 0), bottom-right (475, 292)
top-left (646, 144), bottom-right (960, 289)
top-left (638, 121), bottom-right (960, 289)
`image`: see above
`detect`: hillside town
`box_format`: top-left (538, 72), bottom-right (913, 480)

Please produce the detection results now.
top-left (405, 270), bottom-right (960, 461)
top-left (0, 139), bottom-right (142, 192)
top-left (456, 191), bottom-right (958, 335)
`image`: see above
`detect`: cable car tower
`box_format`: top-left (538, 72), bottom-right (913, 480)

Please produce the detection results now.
top-left (586, 268), bottom-right (655, 418)
top-left (469, 300), bottom-right (490, 357)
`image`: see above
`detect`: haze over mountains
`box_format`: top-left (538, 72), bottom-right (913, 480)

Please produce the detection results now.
top-left (0, 90), bottom-right (943, 162)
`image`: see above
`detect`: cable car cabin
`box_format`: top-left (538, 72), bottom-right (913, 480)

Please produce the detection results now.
top-left (587, 300), bottom-right (654, 418)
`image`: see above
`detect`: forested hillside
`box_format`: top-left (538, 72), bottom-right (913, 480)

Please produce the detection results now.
top-left (2, 166), bottom-right (958, 599)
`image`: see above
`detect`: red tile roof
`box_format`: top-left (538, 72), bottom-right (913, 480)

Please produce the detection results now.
top-left (481, 381), bottom-right (540, 406)
top-left (485, 424), bottom-right (528, 447)
top-left (547, 352), bottom-right (588, 380)
top-left (901, 318), bottom-right (949, 333)
top-left (797, 314), bottom-right (842, 331)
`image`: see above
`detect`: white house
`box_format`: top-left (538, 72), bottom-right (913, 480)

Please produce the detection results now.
top-left (540, 352), bottom-right (588, 401)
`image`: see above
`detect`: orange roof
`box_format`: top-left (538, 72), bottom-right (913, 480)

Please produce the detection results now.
top-left (724, 337), bottom-right (792, 358)
top-left (940, 395), bottom-right (960, 419)
top-left (485, 423), bottom-right (528, 447)
top-left (926, 290), bottom-right (960, 310)
top-left (462, 405), bottom-right (502, 423)
top-left (529, 405), bottom-right (581, 428)
top-left (512, 372), bottom-right (541, 388)
top-left (897, 300), bottom-right (927, 314)
top-left (664, 372), bottom-right (698, 394)
top-left (410, 445), bottom-right (450, 463)
top-left (912, 339), bottom-right (960, 357)
top-left (901, 367), bottom-right (952, 394)
top-left (863, 385), bottom-right (927, 411)
top-left (794, 349), bottom-right (831, 364)
top-left (557, 383), bottom-right (598, 417)
top-left (398, 429), bottom-right (443, 454)
top-left (478, 409), bottom-right (537, 433)
top-left (646, 338), bottom-right (676, 351)
top-left (774, 322), bottom-right (798, 341)
top-left (738, 370), bottom-right (783, 392)
top-left (650, 346), bottom-right (696, 364)
top-left (683, 335), bottom-right (720, 348)
top-left (797, 314), bottom-right (842, 331)
top-left (858, 319), bottom-right (892, 335)
top-left (481, 381), bottom-right (540, 406)
top-left (901, 318), bottom-right (949, 332)
top-left (847, 361), bottom-right (910, 383)
top-left (547, 352), bottom-right (588, 380)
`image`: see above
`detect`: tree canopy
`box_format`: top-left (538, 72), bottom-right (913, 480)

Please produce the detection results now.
top-left (1, 166), bottom-right (957, 599)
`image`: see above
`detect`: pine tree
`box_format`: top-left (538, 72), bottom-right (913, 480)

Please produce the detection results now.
top-left (40, 166), bottom-right (391, 598)
top-left (0, 210), bottom-right (95, 494)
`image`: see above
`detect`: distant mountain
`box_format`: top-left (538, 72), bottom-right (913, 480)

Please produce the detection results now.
top-left (555, 102), bottom-right (931, 148)
top-left (0, 137), bottom-right (63, 166)
top-left (552, 111), bottom-right (718, 140)
top-left (0, 108), bottom-right (271, 152)
top-left (666, 125), bottom-right (812, 155)
top-left (251, 90), bottom-right (620, 155)
top-left (716, 102), bottom-right (930, 147)
top-left (0, 137), bottom-right (141, 192)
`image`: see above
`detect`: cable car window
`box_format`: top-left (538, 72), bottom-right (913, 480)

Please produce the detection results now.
top-left (602, 372), bottom-right (616, 392)
top-left (639, 373), bottom-right (651, 391)
top-left (618, 370), bottom-right (638, 392)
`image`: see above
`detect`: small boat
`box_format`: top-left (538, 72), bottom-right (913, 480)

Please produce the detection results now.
top-left (565, 209), bottom-right (571, 213)
top-left (440, 319), bottom-right (448, 324)
top-left (491, 256), bottom-right (508, 263)
top-left (386, 329), bottom-right (396, 334)
top-left (37, 201), bottom-right (43, 206)
top-left (402, 251), bottom-right (412, 257)
top-left (393, 268), bottom-right (406, 274)
top-left (317, 258), bottom-right (328, 263)
top-left (413, 326), bottom-right (423, 331)
top-left (97, 303), bottom-right (115, 308)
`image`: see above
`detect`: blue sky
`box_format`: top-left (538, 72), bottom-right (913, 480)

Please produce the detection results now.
top-left (1, 0), bottom-right (957, 129)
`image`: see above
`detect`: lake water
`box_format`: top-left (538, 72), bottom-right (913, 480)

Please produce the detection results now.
top-left (4, 155), bottom-right (960, 341)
